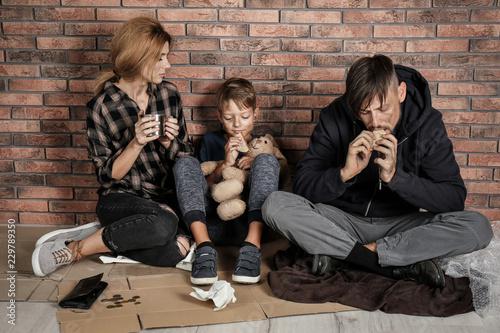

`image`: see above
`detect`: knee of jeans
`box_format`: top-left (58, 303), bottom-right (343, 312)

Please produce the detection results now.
top-left (466, 211), bottom-right (493, 249)
top-left (173, 155), bottom-right (199, 174)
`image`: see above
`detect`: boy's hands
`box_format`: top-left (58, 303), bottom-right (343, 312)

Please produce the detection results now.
top-left (223, 135), bottom-right (242, 168)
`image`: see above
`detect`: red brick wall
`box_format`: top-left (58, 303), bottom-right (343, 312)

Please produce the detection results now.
top-left (1, 0), bottom-right (499, 225)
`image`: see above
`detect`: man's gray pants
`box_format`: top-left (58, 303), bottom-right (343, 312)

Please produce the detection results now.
top-left (262, 191), bottom-right (493, 267)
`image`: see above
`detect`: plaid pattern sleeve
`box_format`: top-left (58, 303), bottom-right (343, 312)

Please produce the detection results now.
top-left (86, 80), bottom-right (194, 199)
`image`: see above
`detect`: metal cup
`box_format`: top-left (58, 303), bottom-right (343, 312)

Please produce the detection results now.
top-left (142, 114), bottom-right (165, 137)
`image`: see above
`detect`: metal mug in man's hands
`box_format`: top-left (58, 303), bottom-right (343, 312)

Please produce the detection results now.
top-left (142, 114), bottom-right (165, 137)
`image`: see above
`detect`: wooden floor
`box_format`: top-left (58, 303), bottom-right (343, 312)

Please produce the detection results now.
top-left (2, 300), bottom-right (500, 333)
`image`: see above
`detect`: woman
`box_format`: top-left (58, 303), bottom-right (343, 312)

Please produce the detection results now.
top-left (32, 17), bottom-right (193, 276)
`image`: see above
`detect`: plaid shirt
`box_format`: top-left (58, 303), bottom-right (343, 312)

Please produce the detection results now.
top-left (86, 80), bottom-right (194, 200)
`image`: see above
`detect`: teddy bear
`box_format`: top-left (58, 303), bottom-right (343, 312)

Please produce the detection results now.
top-left (200, 134), bottom-right (290, 221)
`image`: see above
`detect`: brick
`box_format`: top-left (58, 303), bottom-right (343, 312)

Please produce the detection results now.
top-left (158, 9), bottom-right (216, 22)
top-left (471, 126), bottom-right (500, 139)
top-left (18, 187), bottom-right (74, 199)
top-left (281, 10), bottom-right (340, 24)
top-left (434, 0), bottom-right (494, 7)
top-left (161, 23), bottom-right (186, 36)
top-left (287, 68), bottom-right (345, 81)
top-left (65, 23), bottom-right (121, 36)
top-left (465, 181), bottom-right (500, 194)
top-left (256, 95), bottom-right (283, 108)
top-left (187, 24), bottom-right (247, 37)
top-left (225, 67), bottom-right (285, 80)
top-left (37, 37), bottom-right (96, 50)
top-left (0, 161), bottom-right (13, 172)
top-left (286, 95), bottom-right (334, 109)
top-left (167, 67), bottom-right (223, 80)
top-left (96, 8), bottom-right (155, 21)
top-left (3, 22), bottom-right (63, 35)
top-left (15, 161), bottom-right (71, 173)
top-left (46, 174), bottom-right (98, 187)
top-left (0, 108), bottom-right (9, 119)
top-left (13, 134), bottom-right (71, 147)
top-left (0, 81), bottom-right (5, 92)
top-left (438, 83), bottom-right (499, 96)
top-left (260, 110), bottom-right (312, 123)
top-left (69, 80), bottom-right (95, 93)
top-left (0, 147), bottom-right (44, 159)
top-left (0, 174), bottom-right (45, 186)
top-left (9, 79), bottom-right (67, 92)
top-left (187, 122), bottom-right (221, 135)
top-left (68, 51), bottom-right (111, 64)
top-left (282, 40), bottom-right (341, 53)
top-left (455, 153), bottom-right (467, 166)
top-left (345, 40), bottom-right (404, 53)
top-left (46, 148), bottom-right (88, 160)
top-left (308, 0), bottom-right (366, 8)
top-left (12, 107), bottom-right (69, 120)
top-left (442, 111), bottom-right (500, 124)
top-left (475, 69), bottom-right (500, 81)
top-left (470, 39), bottom-right (500, 53)
top-left (275, 137), bottom-right (310, 150)
top-left (314, 82), bottom-right (346, 95)
top-left (35, 7), bottom-right (95, 21)
top-left (0, 65), bottom-right (39, 77)
top-left (185, 0), bottom-right (242, 6)
top-left (491, 196), bottom-right (500, 208)
top-left (344, 10), bottom-right (404, 23)
top-left (472, 98), bottom-right (500, 111)
top-left (191, 81), bottom-right (221, 94)
top-left (192, 108), bottom-right (218, 121)
top-left (465, 195), bottom-right (489, 207)
top-left (314, 54), bottom-right (366, 68)
top-left (75, 188), bottom-right (98, 200)
top-left (247, 0), bottom-right (305, 8)
top-left (0, 199), bottom-right (48, 212)
top-left (0, 120), bottom-right (40, 132)
top-left (191, 53), bottom-right (249, 66)
top-left (0, 93), bottom-right (43, 106)
top-left (418, 69), bottom-right (472, 82)
top-left (252, 53), bottom-right (310, 67)
top-left (72, 161), bottom-right (95, 174)
top-left (61, 0), bottom-right (121, 5)
top-left (49, 200), bottom-right (96, 213)
top-left (182, 94), bottom-right (217, 108)
top-left (370, 0), bottom-right (431, 8)
top-left (45, 94), bottom-right (93, 107)
top-left (471, 9), bottom-right (500, 23)
top-left (469, 154), bottom-right (500, 167)
top-left (19, 212), bottom-right (75, 225)
top-left (221, 9), bottom-right (278, 22)
top-left (441, 54), bottom-right (500, 67)
top-left (0, 36), bottom-right (36, 49)
top-left (77, 214), bottom-right (99, 225)
top-left (375, 25), bottom-right (434, 38)
top-left (284, 123), bottom-right (316, 136)
top-left (172, 38), bottom-right (219, 51)
top-left (0, 212), bottom-right (18, 222)
top-left (253, 82), bottom-right (311, 95)
top-left (407, 9), bottom-right (468, 23)
top-left (168, 52), bottom-right (190, 65)
top-left (6, 50), bottom-right (66, 64)
top-left (445, 125), bottom-right (469, 138)
top-left (221, 38), bottom-right (280, 52)
top-left (0, 134), bottom-right (12, 145)
top-left (496, 170), bottom-right (500, 181)
top-left (0, 188), bottom-right (15, 199)
top-left (438, 25), bottom-right (500, 38)
top-left (73, 134), bottom-right (88, 147)
top-left (250, 24), bottom-right (309, 38)
top-left (41, 66), bottom-right (98, 79)
top-left (407, 39), bottom-right (468, 53)
top-left (0, 7), bottom-right (33, 20)
top-left (452, 139), bottom-right (497, 153)
top-left (312, 25), bottom-right (371, 38)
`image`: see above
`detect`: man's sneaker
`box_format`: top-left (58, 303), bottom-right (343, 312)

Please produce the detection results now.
top-left (392, 259), bottom-right (446, 288)
top-left (191, 246), bottom-right (218, 285)
top-left (232, 245), bottom-right (261, 284)
top-left (35, 221), bottom-right (101, 247)
top-left (311, 254), bottom-right (349, 276)
top-left (32, 239), bottom-right (75, 277)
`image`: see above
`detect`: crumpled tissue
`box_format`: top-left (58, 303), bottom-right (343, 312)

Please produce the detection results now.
top-left (190, 280), bottom-right (237, 311)
top-left (175, 243), bottom-right (196, 271)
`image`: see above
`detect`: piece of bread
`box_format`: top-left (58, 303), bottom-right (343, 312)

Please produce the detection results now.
top-left (236, 133), bottom-right (249, 152)
top-left (373, 129), bottom-right (386, 141)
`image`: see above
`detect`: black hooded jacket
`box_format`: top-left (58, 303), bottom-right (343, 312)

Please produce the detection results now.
top-left (293, 65), bottom-right (466, 217)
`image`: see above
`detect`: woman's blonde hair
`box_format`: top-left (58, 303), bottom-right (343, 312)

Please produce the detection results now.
top-left (93, 17), bottom-right (172, 95)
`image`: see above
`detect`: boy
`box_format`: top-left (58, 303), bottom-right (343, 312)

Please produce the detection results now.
top-left (174, 78), bottom-right (286, 285)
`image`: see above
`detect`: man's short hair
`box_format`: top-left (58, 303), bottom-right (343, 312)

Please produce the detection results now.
top-left (345, 54), bottom-right (399, 118)
top-left (216, 78), bottom-right (256, 112)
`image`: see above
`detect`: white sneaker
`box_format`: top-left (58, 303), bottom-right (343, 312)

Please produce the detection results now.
top-left (32, 239), bottom-right (75, 277)
top-left (35, 221), bottom-right (101, 247)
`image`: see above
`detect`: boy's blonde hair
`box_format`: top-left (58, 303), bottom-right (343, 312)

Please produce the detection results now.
top-left (216, 78), bottom-right (256, 112)
top-left (94, 17), bottom-right (172, 95)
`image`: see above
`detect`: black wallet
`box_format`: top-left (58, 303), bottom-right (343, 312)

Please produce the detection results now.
top-left (58, 273), bottom-right (108, 310)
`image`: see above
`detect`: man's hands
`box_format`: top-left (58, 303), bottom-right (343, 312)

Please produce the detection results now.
top-left (340, 130), bottom-right (397, 183)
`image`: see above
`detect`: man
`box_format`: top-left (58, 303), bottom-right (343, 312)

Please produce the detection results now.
top-left (262, 55), bottom-right (493, 288)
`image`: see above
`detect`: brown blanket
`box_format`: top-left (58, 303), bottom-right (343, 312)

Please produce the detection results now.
top-left (267, 245), bottom-right (474, 317)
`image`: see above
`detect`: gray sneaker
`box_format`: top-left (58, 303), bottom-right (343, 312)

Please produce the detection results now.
top-left (32, 239), bottom-right (75, 277)
top-left (232, 245), bottom-right (261, 284)
top-left (35, 221), bottom-right (101, 247)
top-left (190, 246), bottom-right (218, 285)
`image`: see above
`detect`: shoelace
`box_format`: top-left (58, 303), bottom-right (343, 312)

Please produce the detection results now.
top-left (52, 247), bottom-right (73, 264)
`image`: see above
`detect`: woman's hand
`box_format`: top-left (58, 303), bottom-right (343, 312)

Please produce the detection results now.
top-left (134, 110), bottom-right (160, 147)
top-left (158, 116), bottom-right (179, 149)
